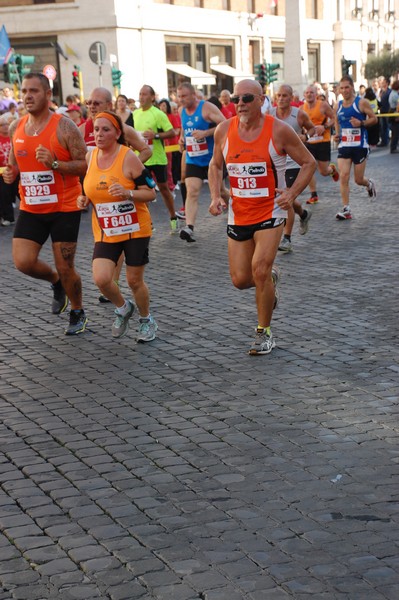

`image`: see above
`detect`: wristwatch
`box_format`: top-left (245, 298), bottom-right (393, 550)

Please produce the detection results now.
top-left (51, 160), bottom-right (59, 170)
top-left (128, 190), bottom-right (134, 199)
top-left (154, 134), bottom-right (160, 140)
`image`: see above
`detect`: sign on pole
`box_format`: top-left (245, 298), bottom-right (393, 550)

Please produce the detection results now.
top-left (89, 41), bottom-right (106, 86)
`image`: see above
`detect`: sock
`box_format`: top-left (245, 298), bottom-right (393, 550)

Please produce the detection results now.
top-left (188, 225), bottom-right (194, 231)
top-left (284, 234), bottom-right (291, 242)
top-left (115, 300), bottom-right (131, 316)
top-left (301, 210), bottom-right (308, 221)
top-left (311, 191), bottom-right (318, 197)
top-left (139, 314), bottom-right (151, 322)
top-left (171, 216), bottom-right (177, 221)
top-left (180, 182), bottom-right (187, 204)
top-left (257, 325), bottom-right (271, 335)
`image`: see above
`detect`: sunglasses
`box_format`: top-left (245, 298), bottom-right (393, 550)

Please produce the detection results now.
top-left (85, 100), bottom-right (103, 107)
top-left (230, 93), bottom-right (258, 104)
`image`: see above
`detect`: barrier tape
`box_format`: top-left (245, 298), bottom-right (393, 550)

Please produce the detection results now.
top-left (376, 113), bottom-right (399, 117)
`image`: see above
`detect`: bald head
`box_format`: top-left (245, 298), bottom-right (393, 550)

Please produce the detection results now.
top-left (91, 87), bottom-right (113, 103)
top-left (277, 84), bottom-right (293, 97)
top-left (234, 79), bottom-right (263, 96)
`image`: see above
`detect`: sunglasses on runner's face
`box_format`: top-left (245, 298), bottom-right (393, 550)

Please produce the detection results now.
top-left (230, 94), bottom-right (257, 104)
top-left (86, 100), bottom-right (102, 106)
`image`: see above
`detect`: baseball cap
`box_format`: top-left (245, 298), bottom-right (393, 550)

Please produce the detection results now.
top-left (66, 104), bottom-right (81, 112)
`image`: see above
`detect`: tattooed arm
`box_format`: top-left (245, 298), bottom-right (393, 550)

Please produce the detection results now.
top-left (38, 116), bottom-right (87, 176)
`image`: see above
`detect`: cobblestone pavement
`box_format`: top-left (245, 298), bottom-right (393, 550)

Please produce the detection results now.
top-left (0, 147), bottom-right (398, 600)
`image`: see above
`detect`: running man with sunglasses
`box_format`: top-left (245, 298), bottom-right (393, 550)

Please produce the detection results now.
top-left (209, 79), bottom-right (316, 355)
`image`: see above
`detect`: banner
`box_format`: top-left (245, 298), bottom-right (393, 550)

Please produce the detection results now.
top-left (0, 25), bottom-right (12, 66)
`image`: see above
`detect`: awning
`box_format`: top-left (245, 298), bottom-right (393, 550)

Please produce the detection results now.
top-left (211, 64), bottom-right (255, 83)
top-left (166, 63), bottom-right (216, 86)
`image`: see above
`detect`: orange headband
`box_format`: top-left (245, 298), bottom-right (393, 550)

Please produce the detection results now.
top-left (95, 112), bottom-right (120, 131)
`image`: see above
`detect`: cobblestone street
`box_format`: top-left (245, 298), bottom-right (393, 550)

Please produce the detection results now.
top-left (0, 146), bottom-right (398, 599)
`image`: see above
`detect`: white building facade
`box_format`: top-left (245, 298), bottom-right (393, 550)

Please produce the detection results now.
top-left (0, 0), bottom-right (398, 102)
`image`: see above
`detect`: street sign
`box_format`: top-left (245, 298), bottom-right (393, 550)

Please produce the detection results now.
top-left (43, 64), bottom-right (57, 81)
top-left (89, 41), bottom-right (106, 66)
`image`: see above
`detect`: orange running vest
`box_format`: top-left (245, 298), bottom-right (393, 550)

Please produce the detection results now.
top-left (83, 145), bottom-right (152, 243)
top-left (303, 99), bottom-right (331, 143)
top-left (14, 113), bottom-right (82, 213)
top-left (223, 115), bottom-right (286, 226)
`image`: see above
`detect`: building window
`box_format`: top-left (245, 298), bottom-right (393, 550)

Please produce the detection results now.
top-left (306, 0), bottom-right (320, 18)
top-left (369, 0), bottom-right (379, 19)
top-left (166, 43), bottom-right (191, 64)
top-left (351, 0), bottom-right (362, 18)
top-left (308, 47), bottom-right (320, 83)
top-left (222, 0), bottom-right (231, 9)
top-left (385, 0), bottom-right (395, 20)
top-left (210, 45), bottom-right (233, 66)
top-left (367, 43), bottom-right (376, 55)
top-left (247, 0), bottom-right (255, 13)
top-left (271, 47), bottom-right (284, 85)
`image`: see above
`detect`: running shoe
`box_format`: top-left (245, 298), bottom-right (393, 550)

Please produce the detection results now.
top-left (175, 208), bottom-right (186, 219)
top-left (51, 281), bottom-right (68, 314)
top-left (367, 179), bottom-right (376, 198)
top-left (329, 163), bottom-right (340, 182)
top-left (180, 226), bottom-right (196, 242)
top-left (249, 328), bottom-right (276, 355)
top-left (299, 209), bottom-right (312, 235)
top-left (336, 205), bottom-right (352, 220)
top-left (112, 300), bottom-right (135, 338)
top-left (278, 237), bottom-right (293, 252)
top-left (306, 194), bottom-right (319, 204)
top-left (170, 218), bottom-right (179, 234)
top-left (272, 266), bottom-right (281, 310)
top-left (137, 316), bottom-right (158, 342)
top-left (65, 309), bottom-right (88, 336)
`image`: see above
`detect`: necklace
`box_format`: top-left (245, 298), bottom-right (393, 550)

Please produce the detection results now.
top-left (28, 114), bottom-right (51, 136)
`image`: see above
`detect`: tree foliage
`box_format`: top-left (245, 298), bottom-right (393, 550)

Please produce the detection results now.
top-left (365, 51), bottom-right (399, 80)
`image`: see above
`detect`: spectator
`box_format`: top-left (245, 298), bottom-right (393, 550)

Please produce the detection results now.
top-left (377, 77), bottom-right (391, 147)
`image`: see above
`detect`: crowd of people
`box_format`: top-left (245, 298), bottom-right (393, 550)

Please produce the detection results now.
top-left (0, 69), bottom-right (392, 354)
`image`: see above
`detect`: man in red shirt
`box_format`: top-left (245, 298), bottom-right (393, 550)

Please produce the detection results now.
top-left (219, 89), bottom-right (237, 119)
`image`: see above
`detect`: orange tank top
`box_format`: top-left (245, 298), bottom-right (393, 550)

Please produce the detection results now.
top-left (223, 115), bottom-right (286, 226)
top-left (84, 145), bottom-right (152, 243)
top-left (14, 113), bottom-right (82, 213)
top-left (303, 99), bottom-right (331, 143)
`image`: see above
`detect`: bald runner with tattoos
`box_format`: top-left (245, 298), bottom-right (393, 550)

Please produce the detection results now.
top-left (3, 72), bottom-right (88, 335)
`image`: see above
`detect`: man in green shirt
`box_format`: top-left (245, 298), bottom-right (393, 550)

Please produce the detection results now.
top-left (134, 85), bottom-right (178, 233)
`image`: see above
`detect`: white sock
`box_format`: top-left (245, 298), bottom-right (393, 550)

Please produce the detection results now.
top-left (115, 300), bottom-right (131, 316)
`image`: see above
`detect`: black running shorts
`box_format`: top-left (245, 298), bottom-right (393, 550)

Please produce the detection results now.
top-left (227, 218), bottom-right (285, 242)
top-left (93, 237), bottom-right (150, 267)
top-left (285, 168), bottom-right (300, 188)
top-left (185, 163), bottom-right (209, 180)
top-left (305, 141), bottom-right (331, 162)
top-left (14, 210), bottom-right (81, 245)
top-left (147, 164), bottom-right (168, 184)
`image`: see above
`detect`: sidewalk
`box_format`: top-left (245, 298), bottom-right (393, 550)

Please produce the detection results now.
top-left (0, 147), bottom-right (398, 599)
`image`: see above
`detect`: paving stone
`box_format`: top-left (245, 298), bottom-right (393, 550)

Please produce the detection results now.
top-left (1, 156), bottom-right (399, 599)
